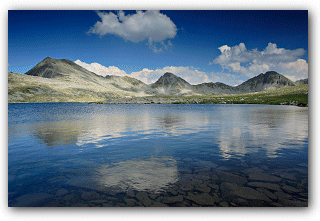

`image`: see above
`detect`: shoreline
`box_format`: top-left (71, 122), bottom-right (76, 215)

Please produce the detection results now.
top-left (8, 84), bottom-right (308, 107)
top-left (8, 100), bottom-right (308, 107)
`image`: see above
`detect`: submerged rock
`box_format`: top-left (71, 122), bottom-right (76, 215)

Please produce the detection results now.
top-left (277, 198), bottom-right (307, 207)
top-left (81, 191), bottom-right (99, 201)
top-left (218, 201), bottom-right (229, 207)
top-left (216, 171), bottom-right (247, 184)
top-left (88, 199), bottom-right (107, 204)
top-left (135, 192), bottom-right (153, 207)
top-left (274, 191), bottom-right (293, 202)
top-left (124, 198), bottom-right (138, 206)
top-left (220, 182), bottom-right (272, 203)
top-left (281, 184), bottom-right (303, 194)
top-left (185, 192), bottom-right (216, 206)
top-left (242, 167), bottom-right (265, 175)
top-left (256, 188), bottom-right (277, 200)
top-left (55, 188), bottom-right (69, 197)
top-left (195, 183), bottom-right (211, 193)
top-left (179, 184), bottom-right (194, 192)
top-left (248, 172), bottom-right (282, 182)
top-left (13, 193), bottom-right (54, 207)
top-left (150, 202), bottom-right (168, 207)
top-left (161, 195), bottom-right (184, 204)
top-left (247, 182), bottom-right (281, 191)
top-left (279, 173), bottom-right (297, 180)
top-left (62, 193), bottom-right (76, 202)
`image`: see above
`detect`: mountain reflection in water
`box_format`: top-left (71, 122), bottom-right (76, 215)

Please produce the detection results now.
top-left (32, 121), bottom-right (83, 146)
top-left (25, 104), bottom-right (308, 159)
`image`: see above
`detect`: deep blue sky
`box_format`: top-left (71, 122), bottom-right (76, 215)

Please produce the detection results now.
top-left (8, 10), bottom-right (308, 85)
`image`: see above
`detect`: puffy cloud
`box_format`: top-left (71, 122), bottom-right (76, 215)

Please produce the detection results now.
top-left (212, 43), bottom-right (252, 65)
top-left (148, 40), bottom-right (173, 53)
top-left (75, 60), bottom-right (128, 77)
top-left (211, 72), bottom-right (245, 86)
top-left (75, 60), bottom-right (212, 85)
top-left (130, 66), bottom-right (211, 85)
top-left (88, 10), bottom-right (177, 52)
top-left (211, 42), bottom-right (308, 81)
top-left (278, 59), bottom-right (309, 81)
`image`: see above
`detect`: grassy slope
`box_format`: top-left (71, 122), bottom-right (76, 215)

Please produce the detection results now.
top-left (8, 72), bottom-right (146, 103)
top-left (8, 72), bottom-right (308, 106)
top-left (175, 84), bottom-right (308, 106)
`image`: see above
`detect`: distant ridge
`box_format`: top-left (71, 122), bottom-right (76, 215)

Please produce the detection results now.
top-left (194, 82), bottom-right (237, 95)
top-left (295, 78), bottom-right (308, 85)
top-left (193, 71), bottom-right (296, 94)
top-left (9, 57), bottom-right (308, 103)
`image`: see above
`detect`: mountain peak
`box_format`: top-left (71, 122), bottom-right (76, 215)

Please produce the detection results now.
top-left (153, 72), bottom-right (190, 86)
top-left (236, 71), bottom-right (295, 92)
top-left (41, 57), bottom-right (57, 64)
top-left (43, 56), bottom-right (53, 61)
top-left (25, 57), bottom-right (97, 79)
top-left (163, 72), bottom-right (175, 77)
top-left (150, 72), bottom-right (193, 95)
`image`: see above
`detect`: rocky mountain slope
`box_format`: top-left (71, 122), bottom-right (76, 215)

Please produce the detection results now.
top-left (235, 71), bottom-right (295, 93)
top-left (194, 71), bottom-right (296, 95)
top-left (9, 57), bottom-right (149, 102)
top-left (295, 78), bottom-right (308, 85)
top-left (194, 82), bottom-right (238, 95)
top-left (8, 57), bottom-right (308, 103)
top-left (25, 57), bottom-right (96, 79)
top-left (148, 72), bottom-right (194, 95)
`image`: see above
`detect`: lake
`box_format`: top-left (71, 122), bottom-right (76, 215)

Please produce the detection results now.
top-left (8, 103), bottom-right (308, 207)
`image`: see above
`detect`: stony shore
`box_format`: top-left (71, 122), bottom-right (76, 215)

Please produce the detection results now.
top-left (93, 84), bottom-right (308, 106)
top-left (96, 95), bottom-right (307, 107)
top-left (101, 96), bottom-right (201, 104)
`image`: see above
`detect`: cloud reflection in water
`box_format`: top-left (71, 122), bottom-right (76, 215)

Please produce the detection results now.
top-left (218, 106), bottom-right (308, 158)
top-left (28, 104), bottom-right (308, 160)
top-left (95, 157), bottom-right (179, 193)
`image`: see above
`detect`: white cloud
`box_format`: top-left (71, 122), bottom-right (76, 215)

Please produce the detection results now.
top-left (211, 72), bottom-right (245, 86)
top-left (75, 60), bottom-right (128, 77)
top-left (278, 59), bottom-right (309, 81)
top-left (75, 60), bottom-right (212, 85)
top-left (88, 10), bottom-right (177, 52)
top-left (130, 66), bottom-right (211, 85)
top-left (147, 40), bottom-right (173, 53)
top-left (211, 42), bottom-right (308, 81)
top-left (129, 68), bottom-right (160, 84)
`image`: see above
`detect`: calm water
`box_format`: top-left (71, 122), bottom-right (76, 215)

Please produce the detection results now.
top-left (8, 103), bottom-right (308, 207)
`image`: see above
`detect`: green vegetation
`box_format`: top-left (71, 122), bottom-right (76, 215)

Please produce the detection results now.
top-left (99, 84), bottom-right (308, 107)
top-left (197, 84), bottom-right (308, 106)
top-left (8, 72), bottom-right (131, 103)
top-left (8, 71), bottom-right (308, 106)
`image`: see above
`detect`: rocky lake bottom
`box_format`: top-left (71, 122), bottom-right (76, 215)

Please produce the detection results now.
top-left (9, 157), bottom-right (308, 207)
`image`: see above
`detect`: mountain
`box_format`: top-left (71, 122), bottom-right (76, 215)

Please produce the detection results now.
top-left (25, 57), bottom-right (147, 89)
top-left (9, 57), bottom-right (149, 102)
top-left (193, 71), bottom-right (296, 95)
top-left (8, 57), bottom-right (308, 103)
top-left (25, 57), bottom-right (99, 79)
top-left (149, 72), bottom-right (194, 95)
top-left (295, 78), bottom-right (308, 85)
top-left (235, 71), bottom-right (295, 93)
top-left (193, 82), bottom-right (237, 95)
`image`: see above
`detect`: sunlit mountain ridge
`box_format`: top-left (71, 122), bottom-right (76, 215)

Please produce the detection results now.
top-left (8, 57), bottom-right (308, 103)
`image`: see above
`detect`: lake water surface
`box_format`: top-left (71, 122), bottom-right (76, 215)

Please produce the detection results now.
top-left (8, 103), bottom-right (308, 207)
